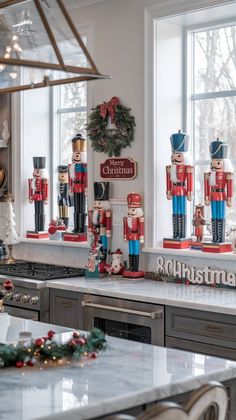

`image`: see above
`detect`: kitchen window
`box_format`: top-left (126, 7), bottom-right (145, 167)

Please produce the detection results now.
top-left (144, 0), bottom-right (236, 249)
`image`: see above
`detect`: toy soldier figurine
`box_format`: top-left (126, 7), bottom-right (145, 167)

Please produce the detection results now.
top-left (88, 182), bottom-right (112, 262)
top-left (191, 204), bottom-right (206, 249)
top-left (27, 157), bottom-right (48, 238)
top-left (203, 139), bottom-right (233, 253)
top-left (164, 130), bottom-right (193, 249)
top-left (64, 133), bottom-right (87, 242)
top-left (57, 165), bottom-right (70, 228)
top-left (123, 193), bottom-right (144, 278)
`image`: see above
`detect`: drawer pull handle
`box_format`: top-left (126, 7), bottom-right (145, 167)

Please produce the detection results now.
top-left (61, 303), bottom-right (71, 308)
top-left (206, 324), bottom-right (223, 334)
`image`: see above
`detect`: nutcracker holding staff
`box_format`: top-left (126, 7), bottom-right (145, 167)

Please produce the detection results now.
top-left (57, 165), bottom-right (70, 228)
top-left (64, 133), bottom-right (87, 242)
top-left (88, 182), bottom-right (112, 262)
top-left (27, 157), bottom-right (48, 238)
top-left (203, 139), bottom-right (233, 252)
top-left (123, 193), bottom-right (144, 278)
top-left (164, 130), bottom-right (193, 249)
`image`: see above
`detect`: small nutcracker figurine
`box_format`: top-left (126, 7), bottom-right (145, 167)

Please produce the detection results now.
top-left (64, 133), bottom-right (87, 242)
top-left (88, 182), bottom-right (112, 262)
top-left (163, 130), bottom-right (193, 249)
top-left (203, 138), bottom-right (233, 253)
top-left (123, 193), bottom-right (144, 278)
top-left (57, 165), bottom-right (70, 228)
top-left (191, 204), bottom-right (206, 249)
top-left (27, 157), bottom-right (49, 239)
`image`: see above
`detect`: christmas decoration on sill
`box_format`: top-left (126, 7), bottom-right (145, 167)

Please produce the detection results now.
top-left (27, 157), bottom-right (49, 239)
top-left (0, 279), bottom-right (14, 313)
top-left (0, 166), bottom-right (7, 198)
top-left (163, 130), bottom-right (193, 250)
top-left (85, 239), bottom-right (107, 278)
top-left (100, 157), bottom-right (137, 180)
top-left (0, 193), bottom-right (19, 264)
top-left (105, 249), bottom-right (126, 275)
top-left (0, 328), bottom-right (106, 369)
top-left (191, 204), bottom-right (206, 250)
top-left (48, 218), bottom-right (66, 241)
top-left (87, 97), bottom-right (136, 157)
top-left (203, 138), bottom-right (233, 253)
top-left (64, 134), bottom-right (87, 243)
top-left (57, 165), bottom-right (70, 229)
top-left (123, 193), bottom-right (144, 279)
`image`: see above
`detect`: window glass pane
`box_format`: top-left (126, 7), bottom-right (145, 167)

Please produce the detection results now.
top-left (59, 111), bottom-right (87, 165)
top-left (194, 26), bottom-right (236, 94)
top-left (60, 82), bottom-right (87, 108)
top-left (194, 96), bottom-right (236, 161)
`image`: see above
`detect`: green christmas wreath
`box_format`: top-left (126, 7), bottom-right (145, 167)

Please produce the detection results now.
top-left (86, 97), bottom-right (136, 157)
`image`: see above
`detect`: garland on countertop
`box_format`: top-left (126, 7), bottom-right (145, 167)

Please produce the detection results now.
top-left (0, 328), bottom-right (106, 369)
top-left (86, 96), bottom-right (136, 157)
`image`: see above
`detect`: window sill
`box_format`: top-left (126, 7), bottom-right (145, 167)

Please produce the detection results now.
top-left (142, 246), bottom-right (236, 261)
top-left (18, 238), bottom-right (90, 249)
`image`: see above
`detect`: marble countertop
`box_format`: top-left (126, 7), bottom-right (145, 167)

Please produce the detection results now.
top-left (1, 314), bottom-right (236, 420)
top-left (47, 277), bottom-right (236, 316)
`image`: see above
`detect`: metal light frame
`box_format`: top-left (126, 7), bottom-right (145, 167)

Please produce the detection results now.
top-left (0, 0), bottom-right (108, 93)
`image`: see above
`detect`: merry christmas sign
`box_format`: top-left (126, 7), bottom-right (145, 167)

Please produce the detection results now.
top-left (100, 157), bottom-right (137, 179)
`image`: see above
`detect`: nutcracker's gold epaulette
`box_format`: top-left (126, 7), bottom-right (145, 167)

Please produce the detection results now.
top-left (186, 166), bottom-right (193, 173)
top-left (226, 173), bottom-right (234, 180)
top-left (204, 173), bottom-right (210, 179)
top-left (166, 165), bottom-right (171, 173)
top-left (139, 216), bottom-right (144, 222)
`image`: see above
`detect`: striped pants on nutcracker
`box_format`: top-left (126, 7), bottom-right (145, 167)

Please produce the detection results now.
top-left (172, 195), bottom-right (186, 239)
top-left (211, 200), bottom-right (225, 243)
top-left (128, 240), bottom-right (140, 272)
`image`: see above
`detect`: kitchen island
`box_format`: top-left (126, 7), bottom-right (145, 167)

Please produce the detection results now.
top-left (1, 315), bottom-right (236, 420)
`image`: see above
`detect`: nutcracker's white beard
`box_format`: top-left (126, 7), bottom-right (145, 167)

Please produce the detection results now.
top-left (127, 216), bottom-right (133, 229)
top-left (31, 178), bottom-right (37, 191)
top-left (209, 171), bottom-right (216, 186)
top-left (170, 165), bottom-right (178, 183)
top-left (92, 209), bottom-right (99, 225)
top-left (69, 164), bottom-right (76, 180)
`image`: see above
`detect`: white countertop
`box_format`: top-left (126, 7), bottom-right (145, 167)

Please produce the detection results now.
top-left (1, 314), bottom-right (236, 420)
top-left (47, 277), bottom-right (236, 316)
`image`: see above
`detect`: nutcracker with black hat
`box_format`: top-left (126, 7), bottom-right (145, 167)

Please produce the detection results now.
top-left (64, 133), bottom-right (87, 242)
top-left (123, 192), bottom-right (144, 279)
top-left (203, 138), bottom-right (233, 253)
top-left (27, 157), bottom-right (49, 239)
top-left (57, 165), bottom-right (70, 228)
top-left (163, 130), bottom-right (193, 249)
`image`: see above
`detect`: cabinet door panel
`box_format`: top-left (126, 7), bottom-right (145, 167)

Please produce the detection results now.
top-left (50, 289), bottom-right (82, 329)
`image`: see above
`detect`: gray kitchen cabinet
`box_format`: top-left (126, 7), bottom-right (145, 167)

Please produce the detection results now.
top-left (166, 306), bottom-right (236, 360)
top-left (50, 289), bottom-right (83, 329)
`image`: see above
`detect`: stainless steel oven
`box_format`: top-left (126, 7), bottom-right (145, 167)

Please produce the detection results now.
top-left (82, 294), bottom-right (164, 346)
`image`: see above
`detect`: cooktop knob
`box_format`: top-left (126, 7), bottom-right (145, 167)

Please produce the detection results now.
top-left (29, 296), bottom-right (39, 305)
top-left (4, 291), bottom-right (13, 300)
top-left (13, 293), bottom-right (21, 301)
top-left (21, 294), bottom-right (30, 304)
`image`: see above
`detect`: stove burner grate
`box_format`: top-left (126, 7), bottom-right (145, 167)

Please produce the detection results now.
top-left (0, 261), bottom-right (85, 280)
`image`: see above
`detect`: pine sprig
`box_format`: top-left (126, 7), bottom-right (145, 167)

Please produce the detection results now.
top-left (0, 328), bottom-right (106, 369)
top-left (87, 103), bottom-right (136, 157)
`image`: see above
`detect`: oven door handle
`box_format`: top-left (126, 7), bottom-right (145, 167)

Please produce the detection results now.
top-left (82, 301), bottom-right (163, 319)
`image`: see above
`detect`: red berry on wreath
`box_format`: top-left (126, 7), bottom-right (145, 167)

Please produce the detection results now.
top-left (35, 338), bottom-right (44, 347)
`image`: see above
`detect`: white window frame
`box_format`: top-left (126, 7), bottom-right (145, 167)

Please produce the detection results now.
top-left (144, 0), bottom-right (236, 251)
top-left (12, 23), bottom-right (94, 243)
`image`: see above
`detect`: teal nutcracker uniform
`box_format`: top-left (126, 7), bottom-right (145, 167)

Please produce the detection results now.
top-left (204, 139), bottom-right (233, 243)
top-left (166, 130), bottom-right (193, 239)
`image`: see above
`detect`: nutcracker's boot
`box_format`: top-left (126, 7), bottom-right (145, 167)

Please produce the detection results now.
top-left (128, 254), bottom-right (133, 271)
top-left (172, 215), bottom-right (178, 239)
top-left (34, 214), bottom-right (39, 232)
top-left (134, 255), bottom-right (139, 272)
top-left (78, 213), bottom-right (86, 233)
top-left (73, 213), bottom-right (79, 233)
top-left (211, 219), bottom-right (217, 243)
top-left (179, 215), bottom-right (186, 238)
top-left (218, 219), bottom-right (225, 243)
top-left (63, 217), bottom-right (69, 229)
top-left (39, 214), bottom-right (45, 232)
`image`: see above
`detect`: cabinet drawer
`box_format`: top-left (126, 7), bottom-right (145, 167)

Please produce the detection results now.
top-left (166, 336), bottom-right (236, 360)
top-left (50, 289), bottom-right (82, 329)
top-left (166, 306), bottom-right (236, 349)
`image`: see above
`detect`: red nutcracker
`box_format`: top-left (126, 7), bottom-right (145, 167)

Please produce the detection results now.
top-left (123, 193), bottom-right (144, 279)
top-left (88, 182), bottom-right (112, 262)
top-left (203, 139), bottom-right (233, 252)
top-left (27, 157), bottom-right (48, 236)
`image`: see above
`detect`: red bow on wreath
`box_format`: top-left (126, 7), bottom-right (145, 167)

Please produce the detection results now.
top-left (99, 97), bottom-right (120, 123)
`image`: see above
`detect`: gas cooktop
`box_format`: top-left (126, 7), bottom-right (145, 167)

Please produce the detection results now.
top-left (0, 261), bottom-right (85, 281)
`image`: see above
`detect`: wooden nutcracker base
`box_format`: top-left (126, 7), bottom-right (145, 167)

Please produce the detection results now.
top-left (63, 232), bottom-right (87, 242)
top-left (26, 231), bottom-right (49, 239)
top-left (191, 241), bottom-right (203, 250)
top-left (122, 270), bottom-right (145, 279)
top-left (163, 238), bottom-right (192, 249)
top-left (202, 242), bottom-right (232, 253)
